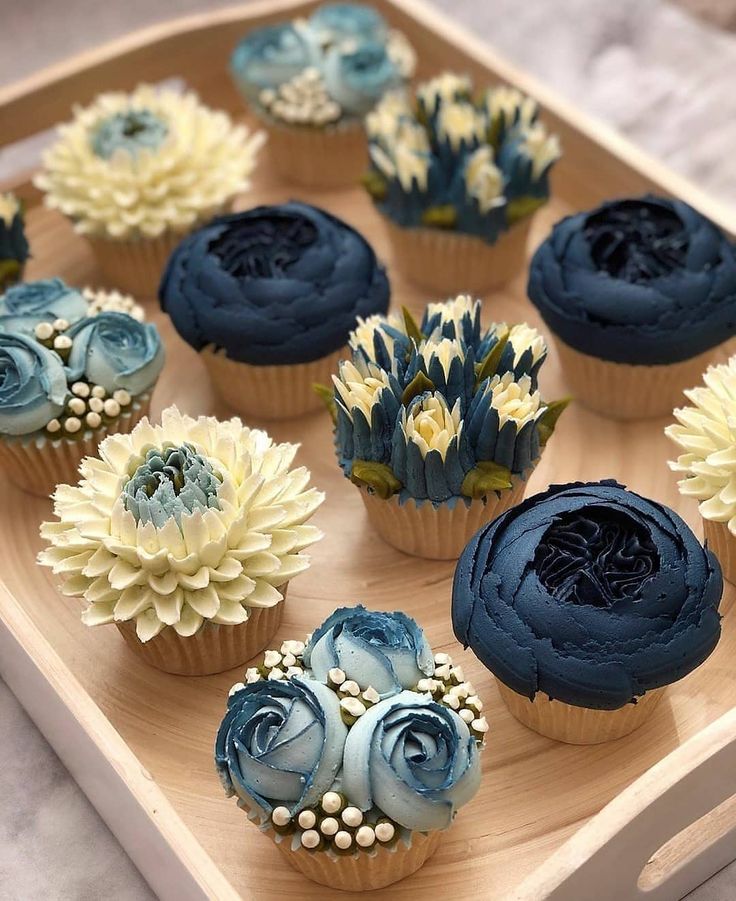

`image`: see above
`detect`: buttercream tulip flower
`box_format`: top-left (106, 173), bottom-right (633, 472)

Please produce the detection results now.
top-left (38, 406), bottom-right (324, 674)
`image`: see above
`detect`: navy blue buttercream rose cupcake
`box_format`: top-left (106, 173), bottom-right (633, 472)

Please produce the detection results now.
top-left (528, 195), bottom-right (736, 420)
top-left (453, 480), bottom-right (723, 744)
top-left (215, 606), bottom-right (486, 891)
top-left (230, 3), bottom-right (415, 189)
top-left (0, 278), bottom-right (164, 498)
top-left (160, 201), bottom-right (389, 420)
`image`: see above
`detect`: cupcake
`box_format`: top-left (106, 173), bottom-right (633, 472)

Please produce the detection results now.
top-left (215, 606), bottom-right (485, 891)
top-left (327, 294), bottom-right (567, 559)
top-left (453, 480), bottom-right (723, 744)
top-left (0, 192), bottom-right (29, 289)
top-left (34, 85), bottom-right (264, 298)
top-left (363, 74), bottom-right (560, 294)
top-left (230, 3), bottom-right (415, 188)
top-left (528, 195), bottom-right (736, 420)
top-left (0, 278), bottom-right (163, 497)
top-left (38, 406), bottom-right (324, 675)
top-left (667, 356), bottom-right (736, 585)
top-left (160, 202), bottom-right (390, 420)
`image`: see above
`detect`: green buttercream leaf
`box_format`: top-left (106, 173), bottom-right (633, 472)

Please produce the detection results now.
top-left (461, 461), bottom-right (513, 499)
top-left (538, 397), bottom-right (571, 445)
top-left (421, 205), bottom-right (457, 229)
top-left (401, 370), bottom-right (435, 406)
top-left (401, 306), bottom-right (424, 345)
top-left (350, 460), bottom-right (401, 499)
top-left (313, 383), bottom-right (337, 424)
top-left (507, 195), bottom-right (547, 225)
top-left (476, 327), bottom-right (510, 385)
top-left (0, 259), bottom-right (21, 291)
top-left (362, 170), bottom-right (387, 201)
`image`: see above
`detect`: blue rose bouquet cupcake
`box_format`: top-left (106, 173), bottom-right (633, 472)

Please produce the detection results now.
top-left (0, 192), bottom-right (29, 289)
top-left (0, 278), bottom-right (164, 497)
top-left (326, 294), bottom-right (567, 558)
top-left (528, 196), bottom-right (736, 420)
top-left (230, 2), bottom-right (415, 188)
top-left (453, 480), bottom-right (723, 744)
top-left (216, 606), bottom-right (486, 890)
top-left (160, 202), bottom-right (390, 420)
top-left (363, 74), bottom-right (561, 294)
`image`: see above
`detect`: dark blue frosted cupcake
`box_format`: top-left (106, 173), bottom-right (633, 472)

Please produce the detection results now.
top-left (528, 195), bottom-right (736, 420)
top-left (452, 480), bottom-right (723, 743)
top-left (159, 201), bottom-right (390, 419)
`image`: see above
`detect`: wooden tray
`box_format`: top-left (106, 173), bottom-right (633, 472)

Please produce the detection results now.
top-left (1, 2), bottom-right (736, 899)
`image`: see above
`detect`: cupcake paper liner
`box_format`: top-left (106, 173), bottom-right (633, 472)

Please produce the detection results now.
top-left (86, 231), bottom-right (186, 299)
top-left (260, 116), bottom-right (367, 189)
top-left (497, 680), bottom-right (666, 745)
top-left (703, 518), bottom-right (736, 593)
top-left (202, 345), bottom-right (346, 420)
top-left (383, 216), bottom-right (532, 298)
top-left (359, 478), bottom-right (527, 560)
top-left (554, 336), bottom-right (736, 421)
top-left (274, 827), bottom-right (442, 892)
top-left (0, 392), bottom-right (151, 499)
top-left (115, 595), bottom-right (285, 676)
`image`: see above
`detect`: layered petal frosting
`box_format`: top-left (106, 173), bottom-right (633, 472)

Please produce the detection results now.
top-left (527, 196), bottom-right (736, 365)
top-left (452, 480), bottom-right (723, 709)
top-left (0, 278), bottom-right (88, 337)
top-left (159, 202), bottom-right (390, 366)
top-left (0, 333), bottom-right (68, 435)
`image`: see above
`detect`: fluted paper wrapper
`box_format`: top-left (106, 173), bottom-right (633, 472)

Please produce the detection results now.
top-left (263, 117), bottom-right (367, 189)
top-left (360, 478), bottom-right (526, 560)
top-left (0, 393), bottom-right (151, 499)
top-left (87, 231), bottom-right (185, 299)
top-left (115, 597), bottom-right (285, 676)
top-left (274, 828), bottom-right (442, 891)
top-left (383, 217), bottom-right (531, 297)
top-left (703, 518), bottom-right (736, 595)
top-left (497, 681), bottom-right (665, 745)
top-left (202, 345), bottom-right (345, 420)
top-left (555, 336), bottom-right (736, 421)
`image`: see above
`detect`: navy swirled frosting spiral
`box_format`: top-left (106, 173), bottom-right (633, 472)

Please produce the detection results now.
top-left (159, 202), bottom-right (390, 366)
top-left (527, 196), bottom-right (736, 365)
top-left (452, 480), bottom-right (722, 709)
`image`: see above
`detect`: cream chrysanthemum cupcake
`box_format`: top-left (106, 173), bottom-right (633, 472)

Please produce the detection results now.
top-left (38, 406), bottom-right (325, 675)
top-left (667, 356), bottom-right (736, 584)
top-left (35, 85), bottom-right (265, 298)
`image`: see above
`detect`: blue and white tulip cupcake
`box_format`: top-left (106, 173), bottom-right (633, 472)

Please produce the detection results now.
top-left (215, 606), bottom-right (485, 890)
top-left (0, 278), bottom-right (164, 497)
top-left (230, 2), bottom-right (415, 188)
top-left (327, 294), bottom-right (567, 558)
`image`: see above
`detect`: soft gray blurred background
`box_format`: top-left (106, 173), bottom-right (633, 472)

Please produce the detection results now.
top-left (1, 1), bottom-right (735, 899)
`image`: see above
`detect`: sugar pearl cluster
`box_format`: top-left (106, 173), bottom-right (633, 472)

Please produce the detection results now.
top-left (259, 68), bottom-right (342, 127)
top-left (83, 286), bottom-right (145, 322)
top-left (418, 652), bottom-right (489, 743)
top-left (270, 790), bottom-right (398, 855)
top-left (326, 667), bottom-right (381, 725)
top-left (233, 640), bottom-right (307, 689)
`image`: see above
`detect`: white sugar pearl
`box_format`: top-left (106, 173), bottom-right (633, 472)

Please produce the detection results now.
top-left (459, 708), bottom-right (475, 724)
top-left (86, 412), bottom-right (102, 429)
top-left (320, 817), bottom-right (339, 836)
top-left (35, 322), bottom-right (54, 341)
top-left (113, 389), bottom-right (131, 407)
top-left (375, 822), bottom-right (395, 843)
top-left (67, 397), bottom-right (86, 415)
top-left (334, 831), bottom-right (353, 851)
top-left (228, 682), bottom-right (245, 697)
top-left (300, 829), bottom-right (320, 850)
top-left (340, 697), bottom-right (366, 718)
top-left (451, 666), bottom-right (466, 683)
top-left (46, 419), bottom-right (61, 434)
top-left (88, 397), bottom-right (104, 413)
top-left (103, 398), bottom-right (121, 418)
top-left (63, 417), bottom-right (81, 434)
top-left (356, 825), bottom-right (376, 848)
top-left (328, 667), bottom-right (346, 686)
top-left (467, 695), bottom-right (483, 711)
top-left (434, 663), bottom-right (452, 680)
top-left (53, 318), bottom-right (69, 332)
top-left (53, 335), bottom-right (72, 351)
top-left (472, 716), bottom-right (489, 734)
top-left (362, 686), bottom-right (380, 704)
top-left (442, 694), bottom-right (460, 710)
top-left (341, 680), bottom-right (360, 697)
top-left (281, 652), bottom-right (296, 668)
top-left (263, 650), bottom-right (282, 668)
top-left (298, 810), bottom-right (317, 830)
top-left (71, 382), bottom-right (90, 398)
top-left (267, 667), bottom-right (285, 681)
top-left (271, 806), bottom-right (291, 827)
top-left (245, 667), bottom-right (261, 684)
top-left (321, 792), bottom-right (342, 814)
top-left (434, 653), bottom-right (451, 666)
top-left (91, 385), bottom-right (106, 399)
top-left (341, 807), bottom-right (363, 828)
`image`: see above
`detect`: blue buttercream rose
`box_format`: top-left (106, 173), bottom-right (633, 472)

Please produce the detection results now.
top-left (341, 690), bottom-right (481, 831)
top-left (303, 605), bottom-right (434, 697)
top-left (230, 23), bottom-right (317, 98)
top-left (215, 677), bottom-right (347, 817)
top-left (0, 278), bottom-right (88, 337)
top-left (453, 480), bottom-right (723, 709)
top-left (0, 333), bottom-right (68, 436)
top-left (527, 195), bottom-right (736, 365)
top-left (159, 202), bottom-right (390, 366)
top-left (323, 41), bottom-right (403, 117)
top-left (65, 312), bottom-right (164, 395)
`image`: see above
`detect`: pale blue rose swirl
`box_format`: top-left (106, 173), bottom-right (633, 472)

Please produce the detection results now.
top-left (215, 677), bottom-right (348, 818)
top-left (65, 312), bottom-right (164, 396)
top-left (0, 278), bottom-right (88, 337)
top-left (230, 23), bottom-right (317, 100)
top-left (91, 109), bottom-right (169, 160)
top-left (341, 690), bottom-right (481, 831)
top-left (0, 332), bottom-right (68, 436)
top-left (303, 605), bottom-right (434, 697)
top-left (323, 40), bottom-right (404, 117)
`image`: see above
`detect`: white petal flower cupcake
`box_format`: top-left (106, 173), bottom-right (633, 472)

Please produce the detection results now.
top-left (666, 356), bottom-right (736, 584)
top-left (35, 85), bottom-right (265, 298)
top-left (38, 406), bottom-right (325, 675)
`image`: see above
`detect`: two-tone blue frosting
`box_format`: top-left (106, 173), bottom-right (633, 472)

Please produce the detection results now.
top-left (452, 480), bottom-right (723, 710)
top-left (0, 278), bottom-right (88, 337)
top-left (159, 202), bottom-right (390, 366)
top-left (527, 196), bottom-right (736, 365)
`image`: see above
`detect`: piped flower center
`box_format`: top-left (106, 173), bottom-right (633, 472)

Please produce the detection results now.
top-left (91, 108), bottom-right (169, 160)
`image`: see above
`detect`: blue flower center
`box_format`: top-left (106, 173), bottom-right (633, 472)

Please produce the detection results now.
top-left (91, 109), bottom-right (169, 160)
top-left (210, 212), bottom-right (318, 279)
top-left (122, 443), bottom-right (222, 527)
